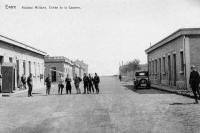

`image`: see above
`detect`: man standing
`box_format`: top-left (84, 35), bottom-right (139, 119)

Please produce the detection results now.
top-left (58, 74), bottom-right (65, 95)
top-left (45, 74), bottom-right (51, 95)
top-left (27, 73), bottom-right (33, 97)
top-left (65, 74), bottom-right (72, 94)
top-left (74, 74), bottom-right (82, 94)
top-left (93, 73), bottom-right (100, 94)
top-left (189, 66), bottom-right (200, 104)
top-left (83, 73), bottom-right (89, 94)
top-left (88, 74), bottom-right (94, 93)
top-left (21, 74), bottom-right (26, 90)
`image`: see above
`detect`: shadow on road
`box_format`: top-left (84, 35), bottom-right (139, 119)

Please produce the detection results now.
top-left (169, 102), bottom-right (197, 105)
top-left (123, 85), bottom-right (171, 94)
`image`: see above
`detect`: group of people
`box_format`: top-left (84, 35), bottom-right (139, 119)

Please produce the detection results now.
top-left (44, 73), bottom-right (100, 95)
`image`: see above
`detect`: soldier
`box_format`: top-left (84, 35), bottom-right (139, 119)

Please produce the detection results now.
top-left (27, 73), bottom-right (33, 97)
top-left (74, 74), bottom-right (82, 94)
top-left (83, 73), bottom-right (89, 94)
top-left (21, 74), bottom-right (26, 90)
top-left (45, 74), bottom-right (51, 95)
top-left (189, 66), bottom-right (200, 104)
top-left (88, 73), bottom-right (94, 93)
top-left (58, 74), bottom-right (65, 95)
top-left (65, 74), bottom-right (72, 94)
top-left (93, 73), bottom-right (100, 94)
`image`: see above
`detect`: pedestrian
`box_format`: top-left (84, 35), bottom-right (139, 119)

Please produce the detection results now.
top-left (58, 74), bottom-right (65, 95)
top-left (45, 74), bottom-right (51, 95)
top-left (0, 74), bottom-right (2, 93)
top-left (119, 74), bottom-right (122, 82)
top-left (65, 74), bottom-right (72, 94)
top-left (74, 74), bottom-right (82, 94)
top-left (189, 66), bottom-right (200, 104)
top-left (21, 74), bottom-right (26, 90)
top-left (83, 73), bottom-right (89, 94)
top-left (27, 73), bottom-right (33, 97)
top-left (93, 73), bottom-right (100, 94)
top-left (88, 74), bottom-right (94, 93)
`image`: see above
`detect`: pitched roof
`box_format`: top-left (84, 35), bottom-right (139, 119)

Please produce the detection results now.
top-left (145, 28), bottom-right (200, 54)
top-left (0, 35), bottom-right (47, 56)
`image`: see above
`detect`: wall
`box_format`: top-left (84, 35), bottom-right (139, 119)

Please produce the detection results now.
top-left (0, 41), bottom-right (45, 90)
top-left (147, 36), bottom-right (187, 90)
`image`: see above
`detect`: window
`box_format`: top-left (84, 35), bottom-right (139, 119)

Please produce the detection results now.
top-left (34, 62), bottom-right (36, 77)
top-left (29, 61), bottom-right (31, 74)
top-left (155, 59), bottom-right (158, 74)
top-left (9, 57), bottom-right (13, 63)
top-left (163, 57), bottom-right (166, 73)
top-left (152, 60), bottom-right (154, 74)
top-left (180, 51), bottom-right (184, 72)
top-left (23, 61), bottom-right (26, 75)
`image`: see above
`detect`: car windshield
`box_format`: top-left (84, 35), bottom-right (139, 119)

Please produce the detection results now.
top-left (135, 72), bottom-right (148, 76)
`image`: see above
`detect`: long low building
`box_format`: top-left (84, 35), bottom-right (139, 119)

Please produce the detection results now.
top-left (145, 28), bottom-right (200, 90)
top-left (44, 56), bottom-right (73, 82)
top-left (0, 35), bottom-right (47, 92)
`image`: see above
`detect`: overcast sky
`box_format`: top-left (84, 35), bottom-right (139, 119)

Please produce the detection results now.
top-left (0, 0), bottom-right (200, 76)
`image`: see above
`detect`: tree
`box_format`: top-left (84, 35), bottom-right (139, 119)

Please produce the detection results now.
top-left (119, 59), bottom-right (141, 74)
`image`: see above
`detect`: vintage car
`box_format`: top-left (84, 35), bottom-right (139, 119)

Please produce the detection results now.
top-left (134, 71), bottom-right (150, 89)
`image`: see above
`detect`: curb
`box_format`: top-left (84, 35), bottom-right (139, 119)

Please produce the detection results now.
top-left (151, 86), bottom-right (194, 99)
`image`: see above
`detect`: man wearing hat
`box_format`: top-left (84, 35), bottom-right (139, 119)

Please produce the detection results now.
top-left (189, 66), bottom-right (200, 104)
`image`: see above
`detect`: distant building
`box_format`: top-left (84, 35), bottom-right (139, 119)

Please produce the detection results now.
top-left (74, 59), bottom-right (88, 77)
top-left (0, 35), bottom-right (47, 92)
top-left (72, 63), bottom-right (80, 78)
top-left (44, 56), bottom-right (73, 82)
top-left (145, 28), bottom-right (200, 90)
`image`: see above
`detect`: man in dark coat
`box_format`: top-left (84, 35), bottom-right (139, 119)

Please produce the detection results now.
top-left (93, 73), bottom-right (100, 94)
top-left (21, 74), bottom-right (26, 90)
top-left (45, 74), bottom-right (51, 95)
top-left (88, 74), bottom-right (94, 93)
top-left (27, 73), bottom-right (33, 97)
top-left (189, 66), bottom-right (200, 104)
top-left (65, 74), bottom-right (72, 94)
top-left (83, 73), bottom-right (90, 94)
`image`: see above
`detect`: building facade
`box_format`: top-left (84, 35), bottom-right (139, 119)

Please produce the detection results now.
top-left (0, 35), bottom-right (46, 92)
top-left (74, 59), bottom-right (88, 77)
top-left (44, 56), bottom-right (73, 82)
top-left (72, 63), bottom-right (80, 78)
top-left (145, 28), bottom-right (200, 90)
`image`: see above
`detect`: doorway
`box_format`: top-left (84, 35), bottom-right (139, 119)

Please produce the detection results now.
top-left (159, 58), bottom-right (161, 84)
top-left (173, 54), bottom-right (177, 86)
top-left (51, 67), bottom-right (56, 82)
top-left (168, 55), bottom-right (171, 85)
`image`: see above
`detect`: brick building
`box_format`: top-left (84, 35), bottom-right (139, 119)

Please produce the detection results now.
top-left (0, 35), bottom-right (47, 92)
top-left (145, 28), bottom-right (200, 90)
top-left (44, 56), bottom-right (73, 82)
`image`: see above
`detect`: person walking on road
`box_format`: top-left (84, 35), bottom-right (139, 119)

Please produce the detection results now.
top-left (74, 74), bottom-right (82, 94)
top-left (83, 73), bottom-right (90, 94)
top-left (93, 73), bottom-right (100, 94)
top-left (21, 74), bottom-right (27, 90)
top-left (119, 74), bottom-right (122, 82)
top-left (58, 74), bottom-right (65, 95)
top-left (45, 74), bottom-right (51, 95)
top-left (27, 73), bottom-right (33, 97)
top-left (189, 66), bottom-right (200, 104)
top-left (65, 74), bottom-right (72, 94)
top-left (88, 74), bottom-right (94, 93)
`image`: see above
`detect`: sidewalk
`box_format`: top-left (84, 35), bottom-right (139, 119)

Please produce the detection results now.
top-left (121, 80), bottom-right (194, 99)
top-left (151, 84), bottom-right (194, 98)
top-left (1, 84), bottom-right (57, 97)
